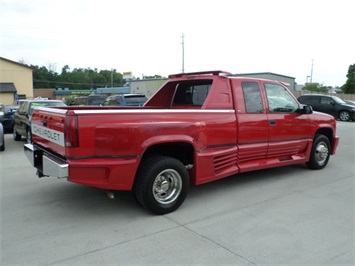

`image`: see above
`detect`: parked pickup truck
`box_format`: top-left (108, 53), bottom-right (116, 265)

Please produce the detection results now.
top-left (24, 71), bottom-right (339, 214)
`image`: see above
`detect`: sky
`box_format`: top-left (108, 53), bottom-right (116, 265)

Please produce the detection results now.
top-left (1, 0), bottom-right (354, 86)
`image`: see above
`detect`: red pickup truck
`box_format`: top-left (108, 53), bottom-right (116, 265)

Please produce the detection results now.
top-left (25, 71), bottom-right (339, 214)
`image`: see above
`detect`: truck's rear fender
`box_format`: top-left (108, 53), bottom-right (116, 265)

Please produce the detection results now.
top-left (142, 142), bottom-right (194, 165)
top-left (139, 138), bottom-right (195, 182)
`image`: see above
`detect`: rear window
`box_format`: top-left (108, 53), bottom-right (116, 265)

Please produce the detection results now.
top-left (87, 96), bottom-right (106, 105)
top-left (125, 95), bottom-right (148, 105)
top-left (172, 80), bottom-right (212, 106)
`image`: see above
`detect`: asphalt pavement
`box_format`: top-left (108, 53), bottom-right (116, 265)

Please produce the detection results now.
top-left (0, 122), bottom-right (354, 265)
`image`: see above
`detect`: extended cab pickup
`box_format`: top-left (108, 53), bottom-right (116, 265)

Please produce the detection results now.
top-left (24, 71), bottom-right (339, 214)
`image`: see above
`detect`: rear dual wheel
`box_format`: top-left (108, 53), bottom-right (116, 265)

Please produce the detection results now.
top-left (134, 155), bottom-right (189, 215)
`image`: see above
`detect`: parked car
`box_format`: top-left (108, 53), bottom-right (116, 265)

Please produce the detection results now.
top-left (298, 94), bottom-right (355, 121)
top-left (87, 94), bottom-right (107, 106)
top-left (0, 105), bottom-right (20, 133)
top-left (69, 96), bottom-right (88, 106)
top-left (13, 100), bottom-right (66, 143)
top-left (102, 94), bottom-right (147, 106)
top-left (0, 123), bottom-right (4, 151)
top-left (344, 100), bottom-right (355, 106)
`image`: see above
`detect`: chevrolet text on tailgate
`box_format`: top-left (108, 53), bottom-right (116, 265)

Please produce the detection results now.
top-left (24, 71), bottom-right (339, 214)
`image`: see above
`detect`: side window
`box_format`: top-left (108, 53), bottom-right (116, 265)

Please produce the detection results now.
top-left (114, 96), bottom-right (122, 105)
top-left (321, 97), bottom-right (334, 105)
top-left (308, 96), bottom-right (320, 104)
top-left (265, 83), bottom-right (298, 113)
top-left (242, 82), bottom-right (263, 113)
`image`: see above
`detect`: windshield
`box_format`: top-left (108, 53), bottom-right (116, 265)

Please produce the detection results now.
top-left (5, 106), bottom-right (19, 113)
top-left (30, 102), bottom-right (66, 114)
top-left (332, 96), bottom-right (346, 104)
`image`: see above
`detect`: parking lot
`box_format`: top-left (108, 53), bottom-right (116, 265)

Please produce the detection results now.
top-left (0, 122), bottom-right (354, 265)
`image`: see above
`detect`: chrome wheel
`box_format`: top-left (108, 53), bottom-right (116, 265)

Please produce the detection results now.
top-left (152, 169), bottom-right (182, 205)
top-left (134, 155), bottom-right (189, 214)
top-left (314, 141), bottom-right (329, 165)
top-left (306, 134), bottom-right (330, 170)
top-left (339, 111), bottom-right (350, 121)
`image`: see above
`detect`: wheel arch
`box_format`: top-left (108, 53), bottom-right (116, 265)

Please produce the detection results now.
top-left (314, 127), bottom-right (333, 145)
top-left (141, 141), bottom-right (194, 167)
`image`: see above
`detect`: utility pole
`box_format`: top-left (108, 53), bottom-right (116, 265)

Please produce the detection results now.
top-left (310, 59), bottom-right (314, 84)
top-left (181, 34), bottom-right (185, 73)
top-left (111, 69), bottom-right (113, 88)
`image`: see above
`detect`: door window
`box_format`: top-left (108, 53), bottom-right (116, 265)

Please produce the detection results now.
top-left (265, 83), bottom-right (298, 113)
top-left (320, 97), bottom-right (334, 105)
top-left (242, 82), bottom-right (263, 113)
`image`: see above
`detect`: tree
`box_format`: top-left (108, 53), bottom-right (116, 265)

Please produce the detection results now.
top-left (341, 64), bottom-right (355, 94)
top-left (32, 65), bottom-right (58, 88)
top-left (143, 75), bottom-right (164, 79)
top-left (20, 60), bottom-right (146, 90)
top-left (302, 83), bottom-right (329, 93)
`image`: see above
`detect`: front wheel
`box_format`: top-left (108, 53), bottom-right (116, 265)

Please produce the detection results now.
top-left (306, 134), bottom-right (330, 170)
top-left (133, 155), bottom-right (189, 215)
top-left (339, 110), bottom-right (350, 121)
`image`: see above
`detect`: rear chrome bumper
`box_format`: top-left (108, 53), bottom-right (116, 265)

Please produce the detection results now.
top-left (24, 144), bottom-right (68, 178)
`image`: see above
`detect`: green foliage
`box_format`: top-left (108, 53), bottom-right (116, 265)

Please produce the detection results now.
top-left (63, 96), bottom-right (75, 105)
top-left (341, 64), bottom-right (355, 94)
top-left (32, 65), bottom-right (58, 88)
top-left (302, 83), bottom-right (329, 93)
top-left (143, 75), bottom-right (163, 79)
top-left (31, 64), bottom-right (125, 90)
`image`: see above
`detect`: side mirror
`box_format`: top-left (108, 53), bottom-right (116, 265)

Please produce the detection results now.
top-left (303, 105), bottom-right (313, 114)
top-left (298, 105), bottom-right (313, 114)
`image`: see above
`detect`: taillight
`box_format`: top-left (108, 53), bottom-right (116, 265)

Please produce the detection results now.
top-left (64, 112), bottom-right (79, 148)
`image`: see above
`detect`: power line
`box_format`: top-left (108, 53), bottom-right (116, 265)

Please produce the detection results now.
top-left (33, 79), bottom-right (117, 87)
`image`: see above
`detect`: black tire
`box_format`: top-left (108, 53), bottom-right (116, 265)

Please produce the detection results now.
top-left (338, 110), bottom-right (350, 121)
top-left (306, 134), bottom-right (330, 170)
top-left (13, 128), bottom-right (21, 141)
top-left (133, 155), bottom-right (189, 215)
top-left (0, 142), bottom-right (4, 151)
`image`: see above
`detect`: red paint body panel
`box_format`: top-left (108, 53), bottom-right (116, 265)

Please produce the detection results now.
top-left (30, 72), bottom-right (339, 191)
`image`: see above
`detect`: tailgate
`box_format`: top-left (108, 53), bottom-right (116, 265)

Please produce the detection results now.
top-left (31, 107), bottom-right (68, 157)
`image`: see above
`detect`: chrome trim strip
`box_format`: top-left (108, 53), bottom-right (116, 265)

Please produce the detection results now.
top-left (73, 109), bottom-right (235, 114)
top-left (34, 106), bottom-right (68, 114)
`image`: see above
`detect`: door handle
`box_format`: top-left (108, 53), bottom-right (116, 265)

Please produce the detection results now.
top-left (269, 119), bottom-right (276, 125)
